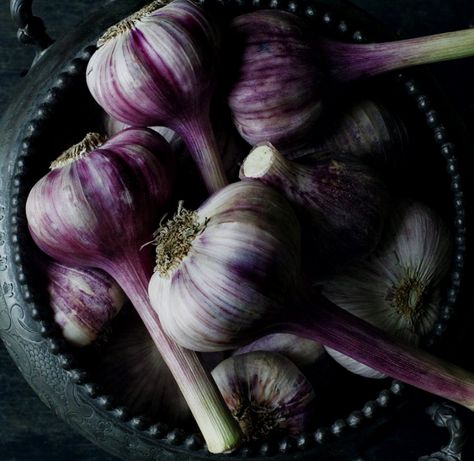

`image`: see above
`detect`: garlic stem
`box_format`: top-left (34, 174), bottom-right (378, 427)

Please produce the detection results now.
top-left (322, 28), bottom-right (474, 82)
top-left (272, 292), bottom-right (474, 410)
top-left (177, 116), bottom-right (228, 193)
top-left (110, 252), bottom-right (242, 454)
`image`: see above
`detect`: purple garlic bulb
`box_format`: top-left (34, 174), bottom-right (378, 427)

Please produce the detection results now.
top-left (240, 143), bottom-right (387, 276)
top-left (42, 257), bottom-right (126, 346)
top-left (87, 0), bottom-right (228, 193)
top-left (25, 129), bottom-right (242, 453)
top-left (227, 9), bottom-right (323, 148)
top-left (212, 352), bottom-right (315, 440)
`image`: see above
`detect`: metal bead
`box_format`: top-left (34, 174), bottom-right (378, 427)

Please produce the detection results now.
top-left (260, 441), bottom-right (274, 456)
top-left (58, 353), bottom-right (74, 370)
top-left (278, 437), bottom-right (294, 453)
top-left (296, 434), bottom-right (310, 450)
top-left (69, 369), bottom-right (88, 384)
top-left (147, 423), bottom-right (168, 439)
top-left (314, 427), bottom-right (330, 444)
top-left (112, 407), bottom-right (130, 422)
top-left (362, 401), bottom-right (377, 418)
top-left (347, 411), bottom-right (363, 428)
top-left (184, 434), bottom-right (204, 451)
top-left (83, 383), bottom-right (101, 398)
top-left (96, 395), bottom-right (114, 410)
top-left (331, 419), bottom-right (347, 436)
top-left (305, 5), bottom-right (316, 17)
top-left (416, 95), bottom-right (430, 112)
top-left (404, 80), bottom-right (418, 95)
top-left (129, 416), bottom-right (149, 430)
top-left (167, 429), bottom-right (186, 445)
top-left (376, 390), bottom-right (391, 407)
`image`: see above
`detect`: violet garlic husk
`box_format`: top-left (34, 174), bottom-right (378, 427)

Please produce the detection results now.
top-left (149, 180), bottom-right (474, 410)
top-left (25, 129), bottom-right (242, 454)
top-left (87, 0), bottom-right (228, 193)
top-left (322, 200), bottom-right (452, 379)
top-left (212, 351), bottom-right (316, 441)
top-left (226, 9), bottom-right (323, 149)
top-left (286, 98), bottom-right (409, 171)
top-left (234, 334), bottom-right (324, 368)
top-left (40, 256), bottom-right (126, 347)
top-left (240, 143), bottom-right (387, 276)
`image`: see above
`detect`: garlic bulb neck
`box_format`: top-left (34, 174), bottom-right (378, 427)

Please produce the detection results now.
top-left (97, 0), bottom-right (166, 46)
top-left (50, 132), bottom-right (107, 170)
top-left (154, 203), bottom-right (208, 277)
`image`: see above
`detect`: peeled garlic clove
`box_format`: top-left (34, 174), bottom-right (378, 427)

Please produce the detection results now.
top-left (234, 334), bottom-right (324, 368)
top-left (212, 351), bottom-right (315, 440)
top-left (323, 200), bottom-right (452, 378)
top-left (87, 0), bottom-right (227, 192)
top-left (240, 143), bottom-right (387, 276)
top-left (43, 257), bottom-right (126, 347)
top-left (227, 9), bottom-right (323, 149)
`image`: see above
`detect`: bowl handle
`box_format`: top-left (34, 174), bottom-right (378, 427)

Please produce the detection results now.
top-left (418, 402), bottom-right (467, 461)
top-left (10, 0), bottom-right (54, 68)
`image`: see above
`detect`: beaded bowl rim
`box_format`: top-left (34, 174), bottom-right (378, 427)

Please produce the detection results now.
top-left (0, 0), bottom-right (467, 459)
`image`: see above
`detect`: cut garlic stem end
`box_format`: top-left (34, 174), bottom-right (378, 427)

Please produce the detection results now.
top-left (242, 143), bottom-right (278, 178)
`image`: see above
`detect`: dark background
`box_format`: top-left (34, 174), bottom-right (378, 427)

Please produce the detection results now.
top-left (2, 1), bottom-right (474, 460)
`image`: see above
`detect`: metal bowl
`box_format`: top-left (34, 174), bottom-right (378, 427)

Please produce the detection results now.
top-left (0, 0), bottom-right (467, 459)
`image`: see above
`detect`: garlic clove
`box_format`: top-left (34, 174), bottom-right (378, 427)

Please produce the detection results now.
top-left (212, 351), bottom-right (316, 441)
top-left (322, 200), bottom-right (451, 378)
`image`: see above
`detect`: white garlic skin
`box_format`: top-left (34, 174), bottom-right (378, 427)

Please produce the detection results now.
top-left (148, 181), bottom-right (300, 352)
top-left (322, 200), bottom-right (452, 378)
top-left (211, 351), bottom-right (315, 440)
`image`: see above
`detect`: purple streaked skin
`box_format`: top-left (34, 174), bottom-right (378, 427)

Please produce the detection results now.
top-left (227, 9), bottom-right (324, 148)
top-left (152, 180), bottom-right (474, 411)
top-left (86, 0), bottom-right (227, 193)
top-left (240, 144), bottom-right (387, 277)
top-left (25, 128), bottom-right (242, 453)
top-left (43, 258), bottom-right (126, 346)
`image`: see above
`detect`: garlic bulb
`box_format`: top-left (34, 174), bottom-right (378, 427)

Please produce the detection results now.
top-left (26, 129), bottom-right (242, 453)
top-left (212, 352), bottom-right (315, 440)
top-left (149, 181), bottom-right (300, 351)
top-left (42, 257), bottom-right (126, 347)
top-left (323, 200), bottom-right (452, 378)
top-left (240, 143), bottom-right (387, 276)
top-left (149, 180), bottom-right (474, 410)
top-left (87, 0), bottom-right (228, 193)
top-left (95, 308), bottom-right (191, 425)
top-left (286, 99), bottom-right (409, 170)
top-left (227, 9), bottom-right (322, 148)
top-left (234, 334), bottom-right (324, 368)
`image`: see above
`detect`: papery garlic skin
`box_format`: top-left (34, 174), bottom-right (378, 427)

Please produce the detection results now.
top-left (26, 129), bottom-right (174, 267)
top-left (44, 258), bottom-right (126, 346)
top-left (234, 333), bottom-right (324, 368)
top-left (323, 200), bottom-right (451, 378)
top-left (227, 9), bottom-right (323, 148)
top-left (212, 352), bottom-right (315, 440)
top-left (240, 143), bottom-right (387, 276)
top-left (87, 0), bottom-right (227, 192)
top-left (149, 181), bottom-right (300, 351)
